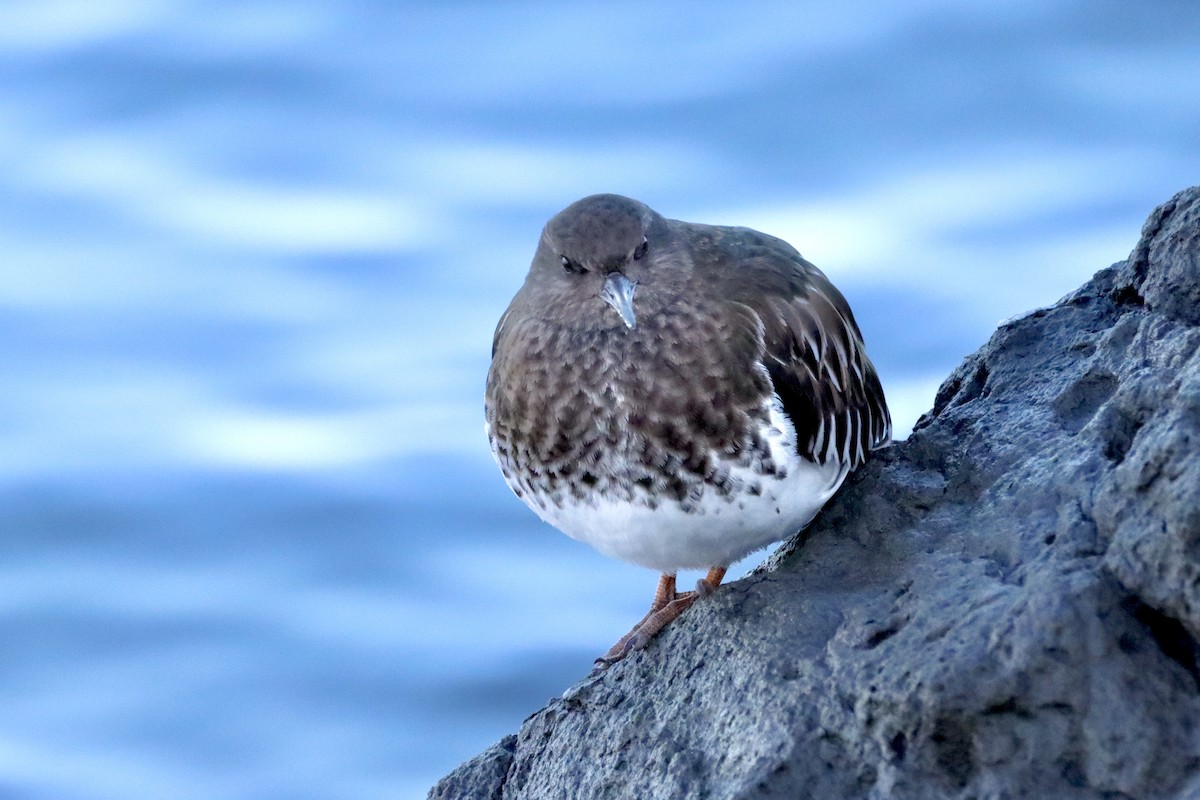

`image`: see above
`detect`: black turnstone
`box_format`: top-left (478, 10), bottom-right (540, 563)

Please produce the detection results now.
top-left (485, 194), bottom-right (891, 666)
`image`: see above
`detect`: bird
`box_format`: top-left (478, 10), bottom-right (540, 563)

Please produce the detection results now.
top-left (484, 193), bottom-right (890, 667)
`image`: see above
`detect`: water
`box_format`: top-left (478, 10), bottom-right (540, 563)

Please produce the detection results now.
top-left (3, 2), bottom-right (1199, 797)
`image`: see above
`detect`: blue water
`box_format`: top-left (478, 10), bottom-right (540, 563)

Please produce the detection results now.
top-left (3, 2), bottom-right (1200, 797)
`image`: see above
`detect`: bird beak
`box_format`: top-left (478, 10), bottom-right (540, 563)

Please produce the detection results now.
top-left (600, 272), bottom-right (638, 330)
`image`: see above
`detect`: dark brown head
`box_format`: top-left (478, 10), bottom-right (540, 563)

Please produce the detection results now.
top-left (522, 194), bottom-right (678, 331)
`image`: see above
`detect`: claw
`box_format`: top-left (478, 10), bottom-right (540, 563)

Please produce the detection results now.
top-left (594, 566), bottom-right (730, 667)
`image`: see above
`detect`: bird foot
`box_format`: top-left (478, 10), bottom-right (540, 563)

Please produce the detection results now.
top-left (592, 567), bottom-right (728, 671)
top-left (592, 592), bottom-right (698, 670)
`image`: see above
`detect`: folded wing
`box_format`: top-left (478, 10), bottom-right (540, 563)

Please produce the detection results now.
top-left (698, 225), bottom-right (892, 468)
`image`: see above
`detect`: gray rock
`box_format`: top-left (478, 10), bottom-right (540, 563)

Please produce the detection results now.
top-left (432, 187), bottom-right (1200, 800)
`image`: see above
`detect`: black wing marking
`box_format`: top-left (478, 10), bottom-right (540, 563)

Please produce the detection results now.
top-left (757, 278), bottom-right (891, 467)
top-left (699, 224), bottom-right (891, 468)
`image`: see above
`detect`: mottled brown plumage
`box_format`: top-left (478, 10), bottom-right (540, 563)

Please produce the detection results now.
top-left (485, 194), bottom-right (890, 665)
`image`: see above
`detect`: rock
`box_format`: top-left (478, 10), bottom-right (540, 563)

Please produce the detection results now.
top-left (431, 187), bottom-right (1200, 800)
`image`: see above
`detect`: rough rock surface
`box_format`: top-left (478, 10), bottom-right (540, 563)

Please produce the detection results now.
top-left (432, 187), bottom-right (1200, 800)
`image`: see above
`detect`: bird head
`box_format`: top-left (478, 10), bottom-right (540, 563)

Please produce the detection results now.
top-left (531, 194), bottom-right (669, 331)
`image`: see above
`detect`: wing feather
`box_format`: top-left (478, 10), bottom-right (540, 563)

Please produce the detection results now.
top-left (693, 223), bottom-right (892, 468)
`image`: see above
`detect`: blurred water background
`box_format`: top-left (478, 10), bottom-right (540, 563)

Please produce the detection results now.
top-left (3, 1), bottom-right (1200, 797)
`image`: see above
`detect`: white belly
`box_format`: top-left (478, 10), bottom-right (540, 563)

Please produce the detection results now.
top-left (535, 455), bottom-right (847, 571)
top-left (488, 391), bottom-right (850, 573)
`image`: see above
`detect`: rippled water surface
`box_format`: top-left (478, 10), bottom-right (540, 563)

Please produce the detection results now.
top-left (3, 2), bottom-right (1200, 797)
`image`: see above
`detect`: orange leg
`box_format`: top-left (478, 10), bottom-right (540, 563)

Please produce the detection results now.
top-left (595, 573), bottom-right (676, 665)
top-left (594, 566), bottom-right (728, 668)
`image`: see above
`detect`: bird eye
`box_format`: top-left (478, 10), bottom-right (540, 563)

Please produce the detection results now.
top-left (633, 237), bottom-right (648, 261)
top-left (560, 255), bottom-right (587, 275)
